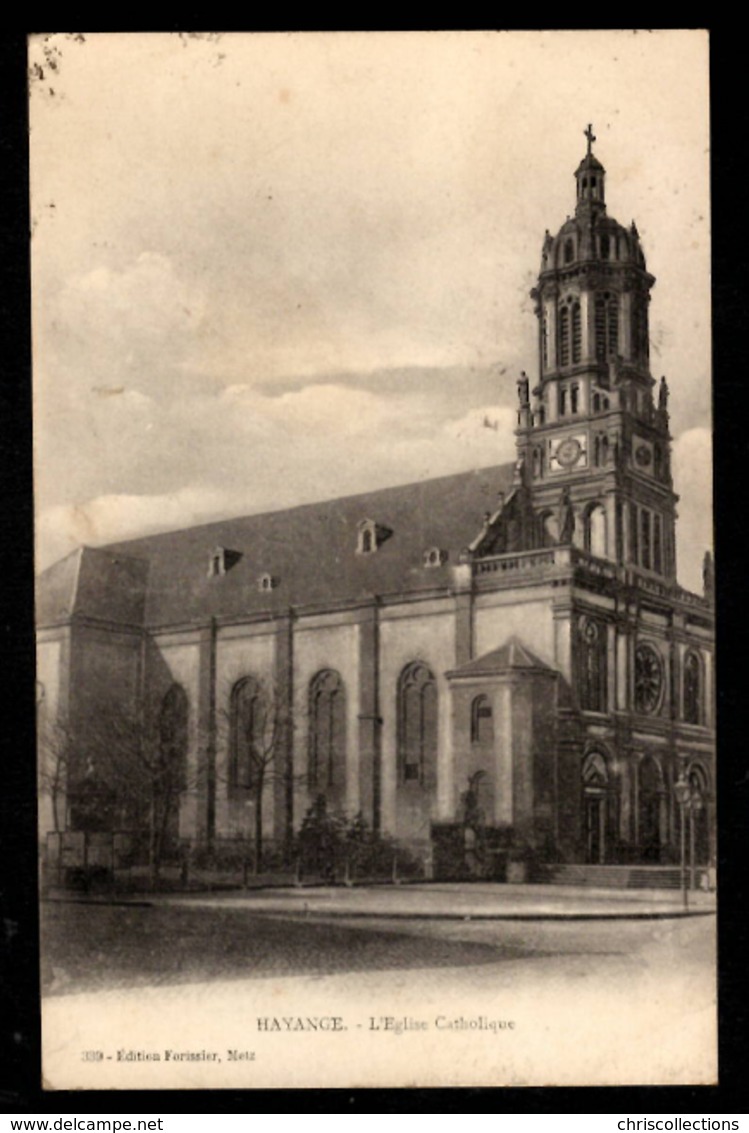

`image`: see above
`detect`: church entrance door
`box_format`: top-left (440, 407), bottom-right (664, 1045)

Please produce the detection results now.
top-left (582, 751), bottom-right (610, 864)
top-left (637, 756), bottom-right (665, 864)
top-left (584, 791), bottom-right (606, 864)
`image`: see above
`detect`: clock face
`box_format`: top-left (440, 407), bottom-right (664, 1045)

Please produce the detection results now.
top-left (632, 434), bottom-right (655, 476)
top-left (556, 437), bottom-right (583, 467)
top-left (549, 433), bottom-right (587, 474)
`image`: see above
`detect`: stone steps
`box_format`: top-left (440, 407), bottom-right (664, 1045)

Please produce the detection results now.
top-left (534, 863), bottom-right (687, 890)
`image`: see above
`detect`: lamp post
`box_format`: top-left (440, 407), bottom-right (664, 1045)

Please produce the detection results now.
top-left (674, 772), bottom-right (690, 911)
top-left (674, 771), bottom-right (705, 909)
top-left (689, 788), bottom-right (704, 892)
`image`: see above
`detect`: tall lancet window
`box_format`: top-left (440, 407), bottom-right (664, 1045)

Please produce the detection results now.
top-left (683, 653), bottom-right (702, 725)
top-left (558, 304), bottom-right (570, 367)
top-left (571, 302), bottom-right (582, 364)
top-left (578, 617), bottom-right (608, 713)
top-left (595, 293), bottom-right (620, 361)
top-left (398, 662), bottom-right (437, 787)
top-left (229, 677), bottom-right (264, 793)
top-left (308, 669), bottom-right (346, 795)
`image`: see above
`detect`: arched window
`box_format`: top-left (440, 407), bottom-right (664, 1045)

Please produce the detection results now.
top-left (471, 695), bottom-right (493, 745)
top-left (571, 303), bottom-right (582, 364)
top-left (558, 305), bottom-right (570, 366)
top-left (398, 662), bottom-right (437, 786)
top-left (600, 234), bottom-right (610, 260)
top-left (638, 755), bottom-right (664, 861)
top-left (571, 383), bottom-right (579, 413)
top-left (159, 684), bottom-right (189, 793)
top-left (308, 670), bottom-right (346, 792)
top-left (229, 677), bottom-right (265, 792)
top-left (542, 310), bottom-right (549, 369)
top-left (634, 643), bottom-right (663, 715)
top-left (595, 293), bottom-right (619, 361)
top-left (578, 617), bottom-right (607, 712)
top-left (641, 509), bottom-right (651, 570)
top-left (629, 503), bottom-right (639, 563)
top-left (683, 652), bottom-right (702, 725)
top-left (632, 300), bottom-right (649, 361)
top-left (653, 514), bottom-right (663, 574)
top-left (564, 238), bottom-right (574, 264)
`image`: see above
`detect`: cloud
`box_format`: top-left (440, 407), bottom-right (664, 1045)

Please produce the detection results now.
top-left (36, 486), bottom-right (233, 570)
top-left (41, 253), bottom-right (207, 401)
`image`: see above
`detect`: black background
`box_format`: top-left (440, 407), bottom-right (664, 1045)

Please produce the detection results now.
top-left (1, 25), bottom-right (746, 1115)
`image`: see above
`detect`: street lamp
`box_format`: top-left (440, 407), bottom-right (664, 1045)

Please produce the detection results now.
top-left (674, 770), bottom-right (704, 910)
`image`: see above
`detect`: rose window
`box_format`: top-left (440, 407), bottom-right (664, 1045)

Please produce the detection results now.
top-left (634, 643), bottom-right (663, 714)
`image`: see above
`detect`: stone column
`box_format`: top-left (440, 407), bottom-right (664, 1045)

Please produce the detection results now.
top-left (605, 492), bottom-right (617, 560)
top-left (495, 682), bottom-right (514, 826)
top-left (622, 500), bottom-right (632, 566)
top-left (357, 603), bottom-right (381, 834)
top-left (546, 296), bottom-right (558, 380)
top-left (580, 291), bottom-right (592, 363)
top-left (704, 648), bottom-right (714, 728)
top-left (196, 619), bottom-right (217, 846)
top-left (616, 624), bottom-right (629, 711)
top-left (552, 600), bottom-right (573, 683)
top-left (453, 588), bottom-right (473, 668)
top-left (620, 290), bottom-right (633, 360)
top-left (272, 612), bottom-right (294, 854)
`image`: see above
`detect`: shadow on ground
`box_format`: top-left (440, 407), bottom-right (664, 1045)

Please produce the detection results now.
top-left (41, 901), bottom-right (570, 996)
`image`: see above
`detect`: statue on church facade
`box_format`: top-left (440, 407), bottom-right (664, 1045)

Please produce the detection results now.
top-left (558, 487), bottom-right (575, 544)
top-left (658, 376), bottom-right (669, 413)
top-left (702, 550), bottom-right (714, 598)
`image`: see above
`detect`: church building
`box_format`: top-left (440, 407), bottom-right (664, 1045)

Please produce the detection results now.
top-left (36, 131), bottom-right (715, 875)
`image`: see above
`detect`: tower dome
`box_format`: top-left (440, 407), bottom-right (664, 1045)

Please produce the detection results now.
top-left (532, 126), bottom-right (655, 381)
top-left (539, 126), bottom-right (647, 273)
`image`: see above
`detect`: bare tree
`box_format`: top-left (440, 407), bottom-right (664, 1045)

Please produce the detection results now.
top-left (37, 714), bottom-right (74, 836)
top-left (216, 677), bottom-right (304, 874)
top-left (84, 692), bottom-right (190, 885)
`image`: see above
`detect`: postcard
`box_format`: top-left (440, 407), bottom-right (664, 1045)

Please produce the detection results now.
top-left (31, 30), bottom-right (715, 1089)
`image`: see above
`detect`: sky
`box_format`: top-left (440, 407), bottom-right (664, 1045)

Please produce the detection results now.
top-left (29, 30), bottom-right (712, 591)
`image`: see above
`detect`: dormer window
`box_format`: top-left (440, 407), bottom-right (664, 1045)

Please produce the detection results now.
top-left (357, 521), bottom-right (376, 554)
top-left (208, 547), bottom-right (227, 577)
top-left (258, 573), bottom-right (277, 592)
top-left (207, 546), bottom-right (242, 578)
top-left (423, 547), bottom-right (447, 569)
top-left (356, 518), bottom-right (392, 555)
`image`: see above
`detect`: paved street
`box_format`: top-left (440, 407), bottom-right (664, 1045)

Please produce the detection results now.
top-left (41, 885), bottom-right (717, 1089)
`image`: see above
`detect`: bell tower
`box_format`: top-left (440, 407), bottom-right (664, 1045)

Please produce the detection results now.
top-left (517, 126), bottom-right (678, 581)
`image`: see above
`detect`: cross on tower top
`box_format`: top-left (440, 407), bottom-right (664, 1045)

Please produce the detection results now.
top-left (584, 123), bottom-right (596, 155)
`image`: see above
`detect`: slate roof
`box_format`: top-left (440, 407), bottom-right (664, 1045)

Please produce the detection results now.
top-left (36, 545), bottom-right (149, 628)
top-left (446, 637), bottom-right (556, 679)
top-left (37, 462), bottom-right (516, 629)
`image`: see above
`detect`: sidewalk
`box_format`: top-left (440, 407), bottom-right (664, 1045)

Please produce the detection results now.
top-left (153, 880), bottom-right (717, 921)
